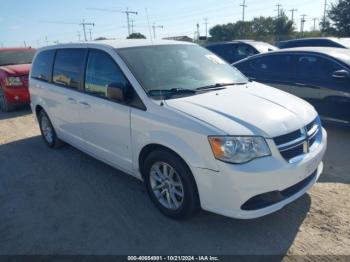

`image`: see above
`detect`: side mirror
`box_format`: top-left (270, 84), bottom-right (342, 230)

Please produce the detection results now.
top-left (107, 82), bottom-right (127, 102)
top-left (332, 70), bottom-right (350, 79)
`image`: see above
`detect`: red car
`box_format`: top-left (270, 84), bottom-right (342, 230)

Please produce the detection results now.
top-left (0, 47), bottom-right (36, 112)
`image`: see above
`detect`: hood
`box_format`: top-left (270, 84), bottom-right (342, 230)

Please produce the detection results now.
top-left (0, 64), bottom-right (31, 76)
top-left (165, 81), bottom-right (317, 138)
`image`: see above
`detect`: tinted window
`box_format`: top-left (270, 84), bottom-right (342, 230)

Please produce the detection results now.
top-left (85, 50), bottom-right (129, 98)
top-left (53, 49), bottom-right (85, 89)
top-left (31, 50), bottom-right (55, 82)
top-left (236, 44), bottom-right (257, 60)
top-left (207, 44), bottom-right (257, 63)
top-left (0, 50), bottom-right (36, 66)
top-left (207, 44), bottom-right (237, 63)
top-left (295, 55), bottom-right (343, 78)
top-left (250, 54), bottom-right (292, 75)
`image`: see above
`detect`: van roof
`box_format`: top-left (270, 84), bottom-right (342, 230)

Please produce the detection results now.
top-left (38, 39), bottom-right (195, 52)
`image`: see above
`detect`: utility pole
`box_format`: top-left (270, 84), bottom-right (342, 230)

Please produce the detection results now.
top-left (289, 8), bottom-right (298, 24)
top-left (130, 19), bottom-right (135, 34)
top-left (86, 7), bottom-right (137, 37)
top-left (312, 18), bottom-right (318, 31)
top-left (196, 23), bottom-right (200, 40)
top-left (275, 3), bottom-right (282, 18)
top-left (240, 0), bottom-right (247, 21)
top-left (23, 41), bottom-right (27, 47)
top-left (88, 27), bottom-right (93, 41)
top-left (152, 23), bottom-right (164, 39)
top-left (124, 8), bottom-right (138, 36)
top-left (322, 0), bottom-right (327, 30)
top-left (81, 19), bottom-right (95, 41)
top-left (204, 18), bottom-right (208, 39)
top-left (45, 36), bottom-right (49, 46)
top-left (77, 31), bottom-right (81, 42)
top-left (300, 14), bottom-right (307, 35)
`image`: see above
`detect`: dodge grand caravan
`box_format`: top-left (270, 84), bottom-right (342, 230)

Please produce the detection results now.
top-left (29, 40), bottom-right (327, 219)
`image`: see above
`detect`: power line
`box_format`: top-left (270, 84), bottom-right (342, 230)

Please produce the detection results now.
top-left (87, 7), bottom-right (137, 36)
top-left (240, 0), bottom-right (247, 21)
top-left (39, 19), bottom-right (94, 42)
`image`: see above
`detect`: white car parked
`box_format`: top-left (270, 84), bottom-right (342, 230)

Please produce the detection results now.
top-left (29, 40), bottom-right (327, 219)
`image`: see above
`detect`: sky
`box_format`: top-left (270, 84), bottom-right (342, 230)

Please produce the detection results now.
top-left (0, 0), bottom-right (336, 47)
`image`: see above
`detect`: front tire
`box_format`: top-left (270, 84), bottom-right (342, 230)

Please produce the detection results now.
top-left (38, 110), bottom-right (63, 148)
top-left (143, 149), bottom-right (200, 219)
top-left (0, 86), bottom-right (15, 112)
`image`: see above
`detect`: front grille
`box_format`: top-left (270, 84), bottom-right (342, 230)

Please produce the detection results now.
top-left (274, 117), bottom-right (322, 162)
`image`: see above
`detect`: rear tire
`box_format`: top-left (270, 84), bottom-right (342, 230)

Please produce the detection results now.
top-left (38, 110), bottom-right (63, 148)
top-left (143, 149), bottom-right (200, 219)
top-left (0, 86), bottom-right (15, 112)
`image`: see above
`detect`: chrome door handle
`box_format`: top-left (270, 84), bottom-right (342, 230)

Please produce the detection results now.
top-left (67, 97), bottom-right (77, 104)
top-left (79, 101), bottom-right (91, 108)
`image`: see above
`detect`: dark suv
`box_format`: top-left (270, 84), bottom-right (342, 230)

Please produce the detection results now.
top-left (234, 47), bottom-right (350, 127)
top-left (205, 40), bottom-right (278, 64)
top-left (276, 38), bottom-right (350, 49)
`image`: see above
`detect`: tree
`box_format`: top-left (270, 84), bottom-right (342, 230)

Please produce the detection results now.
top-left (274, 12), bottom-right (295, 40)
top-left (327, 0), bottom-right (350, 36)
top-left (127, 33), bottom-right (146, 39)
top-left (208, 15), bottom-right (294, 43)
top-left (209, 23), bottom-right (236, 41)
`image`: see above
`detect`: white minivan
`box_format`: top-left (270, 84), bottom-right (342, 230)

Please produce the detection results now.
top-left (29, 40), bottom-right (327, 219)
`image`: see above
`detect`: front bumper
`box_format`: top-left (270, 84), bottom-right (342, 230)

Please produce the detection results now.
top-left (191, 128), bottom-right (327, 219)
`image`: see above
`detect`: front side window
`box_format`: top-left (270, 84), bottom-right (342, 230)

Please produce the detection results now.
top-left (236, 44), bottom-right (257, 60)
top-left (53, 49), bottom-right (85, 89)
top-left (31, 50), bottom-right (55, 82)
top-left (294, 55), bottom-right (343, 79)
top-left (0, 50), bottom-right (36, 66)
top-left (85, 50), bottom-right (129, 98)
top-left (117, 44), bottom-right (248, 98)
top-left (250, 54), bottom-right (291, 75)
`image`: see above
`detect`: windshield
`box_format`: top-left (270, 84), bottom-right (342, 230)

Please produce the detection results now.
top-left (117, 44), bottom-right (248, 96)
top-left (0, 50), bottom-right (36, 66)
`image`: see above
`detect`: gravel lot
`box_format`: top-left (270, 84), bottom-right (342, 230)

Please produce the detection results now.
top-left (0, 107), bottom-right (349, 257)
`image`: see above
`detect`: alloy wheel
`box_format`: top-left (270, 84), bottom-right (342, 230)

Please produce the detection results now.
top-left (149, 161), bottom-right (185, 210)
top-left (41, 115), bottom-right (54, 144)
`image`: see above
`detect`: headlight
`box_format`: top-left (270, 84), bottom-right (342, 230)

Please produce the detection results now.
top-left (6, 76), bottom-right (23, 86)
top-left (208, 136), bottom-right (271, 164)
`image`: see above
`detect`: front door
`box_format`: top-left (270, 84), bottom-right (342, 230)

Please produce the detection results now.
top-left (78, 49), bottom-right (133, 172)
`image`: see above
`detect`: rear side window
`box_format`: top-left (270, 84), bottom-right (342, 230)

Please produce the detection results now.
top-left (53, 49), bottom-right (85, 90)
top-left (85, 50), bottom-right (129, 99)
top-left (31, 50), bottom-right (55, 82)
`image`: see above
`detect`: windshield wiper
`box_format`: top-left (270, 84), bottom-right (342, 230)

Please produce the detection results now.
top-left (195, 82), bottom-right (246, 91)
top-left (148, 88), bottom-right (197, 98)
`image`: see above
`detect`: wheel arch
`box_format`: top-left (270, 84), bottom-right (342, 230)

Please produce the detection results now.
top-left (138, 143), bottom-right (201, 206)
